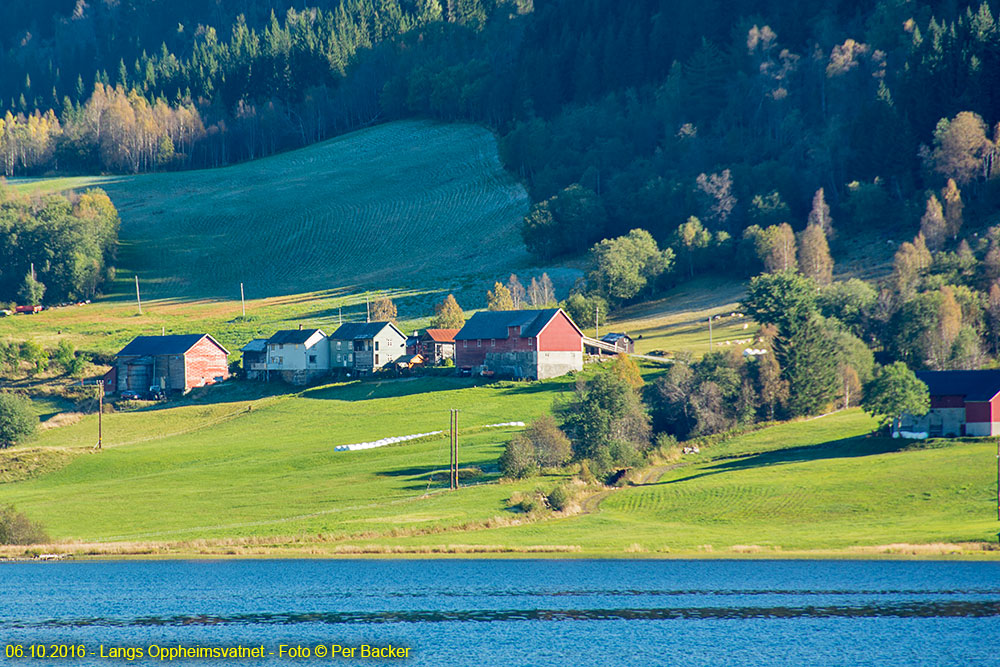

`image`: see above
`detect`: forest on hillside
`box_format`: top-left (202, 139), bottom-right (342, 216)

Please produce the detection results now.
top-left (2, 1), bottom-right (999, 240)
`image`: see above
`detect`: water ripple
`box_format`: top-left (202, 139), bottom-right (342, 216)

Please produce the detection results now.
top-left (10, 601), bottom-right (1000, 627)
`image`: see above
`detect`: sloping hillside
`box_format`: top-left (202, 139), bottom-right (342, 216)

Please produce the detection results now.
top-left (14, 120), bottom-right (532, 300)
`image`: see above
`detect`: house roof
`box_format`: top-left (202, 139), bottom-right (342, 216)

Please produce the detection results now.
top-left (601, 332), bottom-right (633, 343)
top-left (240, 338), bottom-right (268, 353)
top-left (117, 334), bottom-right (229, 357)
top-left (915, 370), bottom-right (1000, 402)
top-left (267, 329), bottom-right (325, 345)
top-left (454, 309), bottom-right (566, 341)
top-left (397, 354), bottom-right (424, 364)
top-left (423, 328), bottom-right (460, 343)
top-left (330, 321), bottom-right (405, 341)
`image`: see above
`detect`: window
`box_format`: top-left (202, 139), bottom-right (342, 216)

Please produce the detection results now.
top-left (491, 339), bottom-right (495, 347)
top-left (375, 341), bottom-right (380, 351)
top-left (337, 341), bottom-right (341, 349)
top-left (348, 353), bottom-right (353, 363)
top-left (375, 354), bottom-right (379, 365)
top-left (463, 341), bottom-right (467, 348)
top-left (279, 343), bottom-right (284, 350)
top-left (309, 355), bottom-right (317, 364)
top-left (336, 354), bottom-right (342, 362)
top-left (477, 340), bottom-right (482, 347)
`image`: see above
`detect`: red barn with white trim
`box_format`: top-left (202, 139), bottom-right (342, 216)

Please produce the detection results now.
top-left (454, 309), bottom-right (583, 380)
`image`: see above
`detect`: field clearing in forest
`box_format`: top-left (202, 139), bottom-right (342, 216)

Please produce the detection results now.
top-left (9, 120), bottom-right (546, 303)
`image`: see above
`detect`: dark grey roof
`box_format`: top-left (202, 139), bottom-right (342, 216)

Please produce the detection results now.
top-left (915, 370), bottom-right (1000, 401)
top-left (117, 334), bottom-right (226, 356)
top-left (454, 309), bottom-right (565, 341)
top-left (240, 338), bottom-right (268, 353)
top-left (330, 321), bottom-right (404, 341)
top-left (267, 329), bottom-right (324, 345)
top-left (601, 332), bottom-right (633, 343)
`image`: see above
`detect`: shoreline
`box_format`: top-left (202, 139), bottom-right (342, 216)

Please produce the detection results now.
top-left (4, 542), bottom-right (1000, 562)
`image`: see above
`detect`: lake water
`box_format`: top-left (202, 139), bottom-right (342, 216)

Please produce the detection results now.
top-left (2, 559), bottom-right (999, 666)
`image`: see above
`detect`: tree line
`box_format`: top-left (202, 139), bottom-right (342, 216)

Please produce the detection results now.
top-left (0, 185), bottom-right (120, 303)
top-left (4, 0), bottom-right (1000, 260)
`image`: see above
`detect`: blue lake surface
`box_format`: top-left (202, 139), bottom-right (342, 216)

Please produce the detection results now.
top-left (2, 559), bottom-right (999, 666)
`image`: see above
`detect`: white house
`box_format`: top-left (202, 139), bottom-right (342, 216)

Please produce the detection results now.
top-left (266, 328), bottom-right (330, 385)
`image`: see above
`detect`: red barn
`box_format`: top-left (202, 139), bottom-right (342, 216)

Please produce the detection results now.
top-left (113, 334), bottom-right (230, 394)
top-left (896, 370), bottom-right (1000, 437)
top-left (454, 309), bottom-right (583, 380)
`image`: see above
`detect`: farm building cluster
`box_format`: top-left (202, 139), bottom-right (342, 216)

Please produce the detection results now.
top-left (895, 370), bottom-right (1000, 438)
top-left (107, 309), bottom-right (637, 394)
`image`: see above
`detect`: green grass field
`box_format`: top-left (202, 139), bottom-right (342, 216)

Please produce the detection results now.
top-left (352, 409), bottom-right (999, 554)
top-left (0, 120), bottom-right (581, 361)
top-left (589, 277), bottom-right (753, 358)
top-left (0, 376), bottom-right (574, 544)
top-left (1, 380), bottom-right (996, 556)
top-left (11, 120), bottom-right (535, 301)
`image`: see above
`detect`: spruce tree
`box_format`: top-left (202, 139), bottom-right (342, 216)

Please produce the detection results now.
top-left (774, 317), bottom-right (839, 417)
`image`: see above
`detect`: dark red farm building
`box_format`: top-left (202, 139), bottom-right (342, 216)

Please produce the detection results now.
top-left (895, 370), bottom-right (1000, 438)
top-left (454, 309), bottom-right (583, 380)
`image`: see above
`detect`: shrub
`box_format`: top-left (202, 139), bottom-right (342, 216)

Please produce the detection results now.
top-left (0, 505), bottom-right (49, 545)
top-left (440, 357), bottom-right (455, 368)
top-left (507, 491), bottom-right (545, 514)
top-left (546, 484), bottom-right (573, 511)
top-left (525, 415), bottom-right (572, 467)
top-left (0, 392), bottom-right (37, 448)
top-left (499, 434), bottom-right (537, 479)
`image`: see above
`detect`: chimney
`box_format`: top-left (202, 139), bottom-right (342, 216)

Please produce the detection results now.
top-left (298, 324), bottom-right (303, 330)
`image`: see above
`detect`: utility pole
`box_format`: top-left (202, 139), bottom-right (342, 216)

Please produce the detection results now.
top-left (708, 315), bottom-right (713, 350)
top-left (366, 293), bottom-right (370, 323)
top-left (449, 409), bottom-right (459, 490)
top-left (240, 282), bottom-right (246, 318)
top-left (92, 380), bottom-right (104, 450)
top-left (135, 275), bottom-right (142, 315)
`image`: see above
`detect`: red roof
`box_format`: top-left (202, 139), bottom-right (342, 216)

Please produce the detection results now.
top-left (424, 328), bottom-right (459, 343)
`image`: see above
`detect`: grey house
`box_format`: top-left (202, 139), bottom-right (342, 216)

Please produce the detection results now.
top-left (329, 321), bottom-right (408, 373)
top-left (240, 338), bottom-right (268, 380)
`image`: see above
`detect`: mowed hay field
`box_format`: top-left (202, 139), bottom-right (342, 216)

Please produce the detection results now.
top-left (11, 120), bottom-right (531, 301)
top-left (345, 410), bottom-right (1000, 555)
top-left (0, 377), bottom-right (573, 545)
top-left (2, 389), bottom-right (997, 555)
top-left (593, 277), bottom-right (753, 358)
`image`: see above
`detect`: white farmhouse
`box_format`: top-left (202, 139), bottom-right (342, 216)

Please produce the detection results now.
top-left (266, 327), bottom-right (330, 385)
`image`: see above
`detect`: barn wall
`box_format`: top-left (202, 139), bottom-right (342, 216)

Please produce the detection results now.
top-left (930, 395), bottom-right (965, 409)
top-left (537, 312), bottom-right (583, 352)
top-left (184, 337), bottom-right (229, 390)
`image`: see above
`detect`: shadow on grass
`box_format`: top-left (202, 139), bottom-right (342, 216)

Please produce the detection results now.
top-left (117, 379), bottom-right (297, 413)
top-left (652, 435), bottom-right (911, 487)
top-left (302, 376), bottom-right (484, 401)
